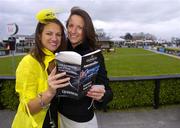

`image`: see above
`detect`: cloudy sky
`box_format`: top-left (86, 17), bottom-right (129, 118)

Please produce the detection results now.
top-left (1, 0), bottom-right (180, 41)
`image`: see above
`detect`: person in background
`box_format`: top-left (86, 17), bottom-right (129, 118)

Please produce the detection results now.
top-left (57, 7), bottom-right (113, 128)
top-left (12, 9), bottom-right (70, 128)
top-left (5, 43), bottom-right (10, 55)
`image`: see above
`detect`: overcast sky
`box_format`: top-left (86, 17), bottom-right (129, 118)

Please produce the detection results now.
top-left (1, 0), bottom-right (180, 41)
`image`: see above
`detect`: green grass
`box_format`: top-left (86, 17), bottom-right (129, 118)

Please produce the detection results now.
top-left (0, 55), bottom-right (24, 76)
top-left (1, 48), bottom-right (180, 77)
top-left (104, 48), bottom-right (180, 77)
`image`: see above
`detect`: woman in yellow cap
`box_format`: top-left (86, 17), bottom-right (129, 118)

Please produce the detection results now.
top-left (12, 9), bottom-right (70, 128)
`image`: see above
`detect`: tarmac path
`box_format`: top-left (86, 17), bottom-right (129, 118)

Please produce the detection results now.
top-left (0, 105), bottom-right (180, 128)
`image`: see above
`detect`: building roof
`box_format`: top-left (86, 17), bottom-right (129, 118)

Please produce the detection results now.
top-left (110, 37), bottom-right (125, 41)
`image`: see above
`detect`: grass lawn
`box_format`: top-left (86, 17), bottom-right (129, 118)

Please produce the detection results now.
top-left (1, 48), bottom-right (180, 77)
top-left (0, 55), bottom-right (24, 76)
top-left (104, 48), bottom-right (180, 77)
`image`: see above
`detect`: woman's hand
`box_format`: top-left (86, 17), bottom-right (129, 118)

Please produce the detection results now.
top-left (86, 85), bottom-right (105, 101)
top-left (47, 67), bottom-right (70, 96)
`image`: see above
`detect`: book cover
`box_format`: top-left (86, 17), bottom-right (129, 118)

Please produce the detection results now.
top-left (55, 49), bottom-right (101, 100)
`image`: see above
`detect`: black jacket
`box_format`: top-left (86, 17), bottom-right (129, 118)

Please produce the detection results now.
top-left (57, 40), bottom-right (113, 122)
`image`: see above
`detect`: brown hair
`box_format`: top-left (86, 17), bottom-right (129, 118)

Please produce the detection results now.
top-left (66, 7), bottom-right (97, 50)
top-left (30, 19), bottom-right (66, 69)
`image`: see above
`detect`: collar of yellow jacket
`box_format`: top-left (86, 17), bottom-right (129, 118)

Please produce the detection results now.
top-left (42, 48), bottom-right (55, 70)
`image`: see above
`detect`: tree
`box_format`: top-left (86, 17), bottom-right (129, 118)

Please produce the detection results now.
top-left (124, 33), bottom-right (133, 40)
top-left (96, 28), bottom-right (111, 40)
top-left (132, 32), bottom-right (156, 41)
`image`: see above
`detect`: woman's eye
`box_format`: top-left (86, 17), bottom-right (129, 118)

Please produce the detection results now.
top-left (78, 26), bottom-right (83, 30)
top-left (57, 33), bottom-right (62, 37)
top-left (68, 24), bottom-right (73, 29)
top-left (46, 32), bottom-right (52, 36)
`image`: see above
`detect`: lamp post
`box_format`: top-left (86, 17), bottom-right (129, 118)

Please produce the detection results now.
top-left (7, 23), bottom-right (19, 75)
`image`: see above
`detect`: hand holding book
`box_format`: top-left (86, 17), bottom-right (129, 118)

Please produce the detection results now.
top-left (47, 67), bottom-right (70, 95)
top-left (86, 85), bottom-right (105, 101)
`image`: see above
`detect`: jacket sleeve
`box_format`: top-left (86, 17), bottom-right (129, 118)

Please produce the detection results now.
top-left (94, 52), bottom-right (113, 110)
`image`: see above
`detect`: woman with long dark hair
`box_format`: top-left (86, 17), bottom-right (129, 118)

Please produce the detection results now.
top-left (57, 7), bottom-right (113, 128)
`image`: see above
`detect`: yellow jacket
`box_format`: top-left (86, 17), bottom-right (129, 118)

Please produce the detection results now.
top-left (12, 49), bottom-right (58, 128)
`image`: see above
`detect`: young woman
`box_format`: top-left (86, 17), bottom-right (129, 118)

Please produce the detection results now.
top-left (12, 9), bottom-right (70, 128)
top-left (57, 7), bottom-right (113, 128)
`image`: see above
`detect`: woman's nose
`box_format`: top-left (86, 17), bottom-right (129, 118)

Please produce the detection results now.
top-left (51, 34), bottom-right (58, 41)
top-left (71, 27), bottom-right (77, 33)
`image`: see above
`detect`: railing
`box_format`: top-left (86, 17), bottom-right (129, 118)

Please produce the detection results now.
top-left (1, 74), bottom-right (180, 110)
top-left (0, 76), bottom-right (15, 80)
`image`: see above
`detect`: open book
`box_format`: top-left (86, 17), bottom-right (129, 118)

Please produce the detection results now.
top-left (55, 49), bottom-right (101, 100)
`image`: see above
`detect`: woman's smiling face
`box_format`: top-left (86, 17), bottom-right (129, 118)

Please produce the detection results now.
top-left (41, 22), bottom-right (62, 52)
top-left (67, 14), bottom-right (85, 48)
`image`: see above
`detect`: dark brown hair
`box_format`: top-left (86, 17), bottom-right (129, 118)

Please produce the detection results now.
top-left (66, 7), bottom-right (97, 50)
top-left (30, 19), bottom-right (66, 69)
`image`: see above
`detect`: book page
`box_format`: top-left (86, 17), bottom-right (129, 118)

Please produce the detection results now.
top-left (56, 51), bottom-right (82, 65)
top-left (83, 49), bottom-right (101, 57)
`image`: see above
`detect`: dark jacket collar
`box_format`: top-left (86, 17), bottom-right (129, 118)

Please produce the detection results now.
top-left (67, 39), bottom-right (91, 55)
